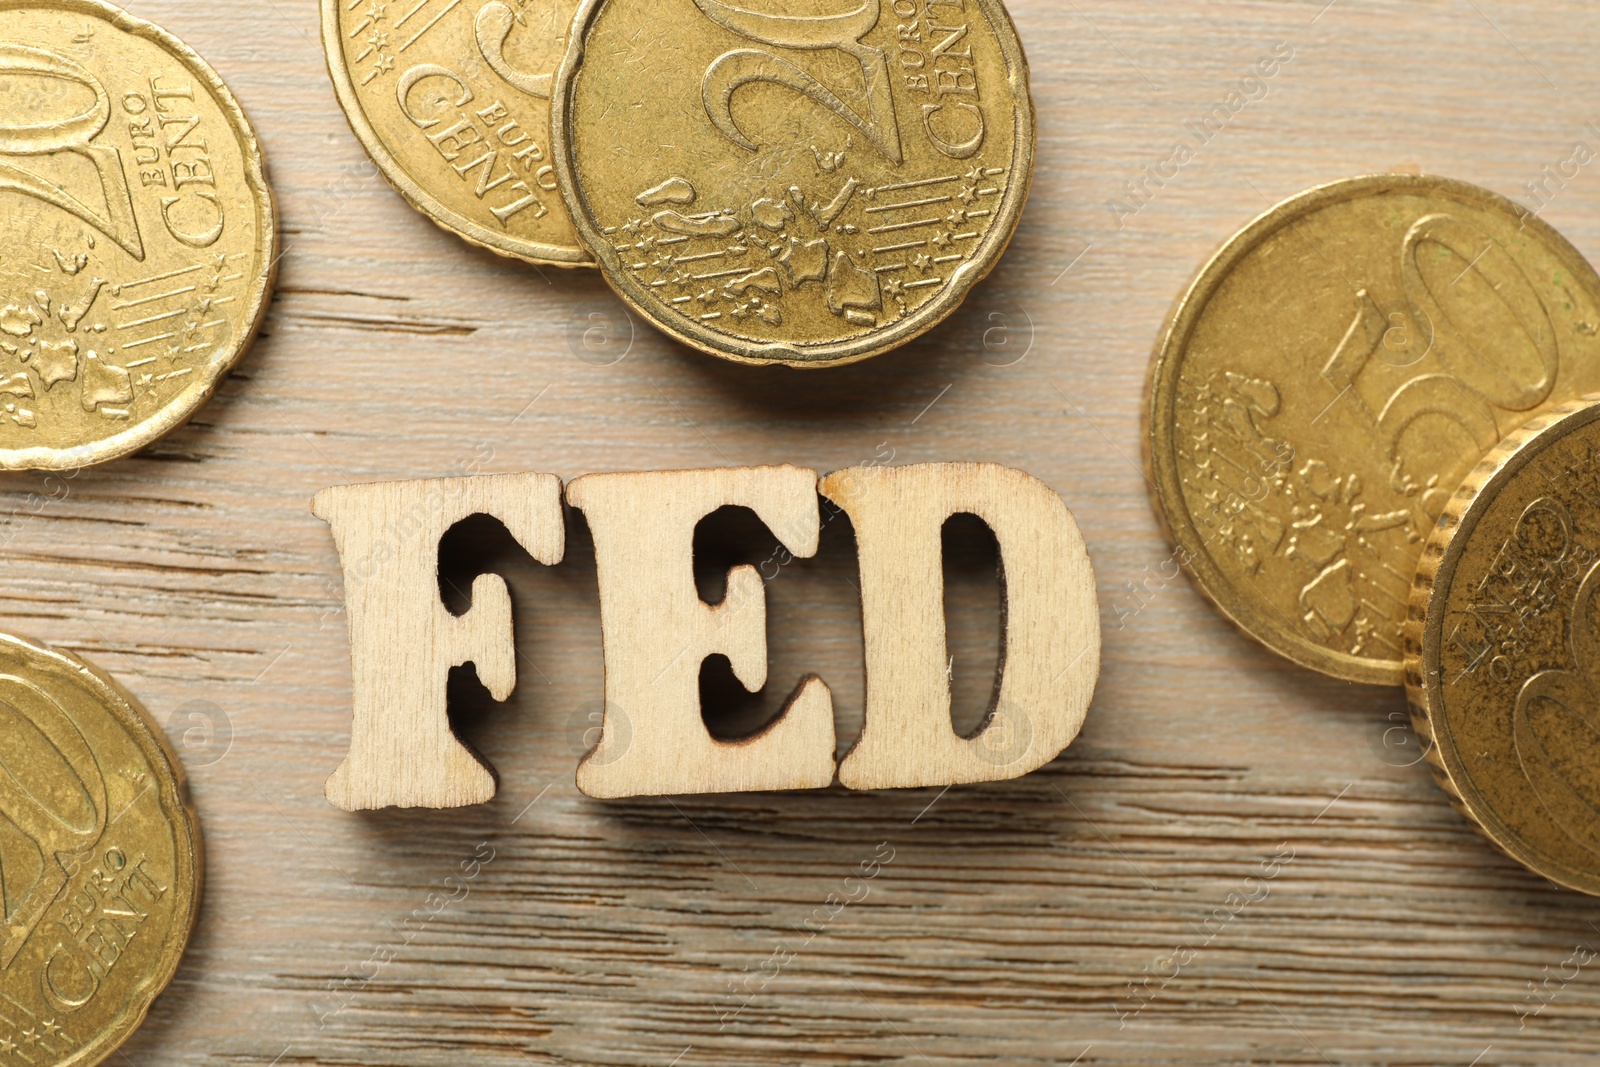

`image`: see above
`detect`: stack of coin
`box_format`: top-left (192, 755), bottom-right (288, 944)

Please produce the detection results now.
top-left (1144, 173), bottom-right (1600, 892)
top-left (323, 0), bottom-right (1037, 367)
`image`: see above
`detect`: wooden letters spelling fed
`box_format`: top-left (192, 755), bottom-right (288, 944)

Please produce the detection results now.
top-left (313, 463), bottom-right (1101, 810)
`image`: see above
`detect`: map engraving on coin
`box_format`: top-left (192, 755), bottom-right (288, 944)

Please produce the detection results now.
top-left (552, 0), bottom-right (1035, 367)
top-left (0, 0), bottom-right (275, 469)
top-left (323, 0), bottom-right (592, 266)
top-left (1145, 175), bottom-right (1600, 686)
top-left (1407, 397), bottom-right (1600, 895)
top-left (0, 631), bottom-right (200, 1065)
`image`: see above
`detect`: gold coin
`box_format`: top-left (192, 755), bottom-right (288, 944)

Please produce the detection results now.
top-left (1405, 396), bottom-right (1600, 894)
top-left (323, 0), bottom-right (591, 267)
top-left (0, 630), bottom-right (201, 1063)
top-left (0, 0), bottom-right (274, 470)
top-left (552, 0), bottom-right (1035, 367)
top-left (1145, 174), bottom-right (1600, 686)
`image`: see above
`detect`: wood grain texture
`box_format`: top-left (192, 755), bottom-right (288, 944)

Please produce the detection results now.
top-left (10, 0), bottom-right (1600, 1063)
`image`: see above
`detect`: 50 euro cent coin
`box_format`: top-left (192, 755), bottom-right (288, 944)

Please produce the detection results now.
top-left (0, 630), bottom-right (200, 1064)
top-left (1407, 396), bottom-right (1600, 895)
top-left (1145, 174), bottom-right (1600, 686)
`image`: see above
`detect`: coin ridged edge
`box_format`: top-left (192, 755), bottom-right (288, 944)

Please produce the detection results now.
top-left (318, 0), bottom-right (593, 269)
top-left (0, 630), bottom-right (203, 1067)
top-left (550, 0), bottom-right (1035, 368)
top-left (0, 0), bottom-right (278, 470)
top-left (1142, 173), bottom-right (1600, 687)
top-left (1403, 394), bottom-right (1600, 896)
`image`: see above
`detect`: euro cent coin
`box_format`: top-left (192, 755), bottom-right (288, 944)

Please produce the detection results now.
top-left (1144, 174), bottom-right (1600, 686)
top-left (0, 630), bottom-right (201, 1063)
top-left (323, 0), bottom-right (592, 267)
top-left (0, 0), bottom-right (275, 469)
top-left (1406, 396), bottom-right (1600, 895)
top-left (552, 0), bottom-right (1035, 367)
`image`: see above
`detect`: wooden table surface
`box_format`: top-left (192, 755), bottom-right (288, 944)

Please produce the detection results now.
top-left (21, 0), bottom-right (1600, 1064)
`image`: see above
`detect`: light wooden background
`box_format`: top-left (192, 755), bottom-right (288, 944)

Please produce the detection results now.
top-left (18, 1), bottom-right (1600, 1064)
